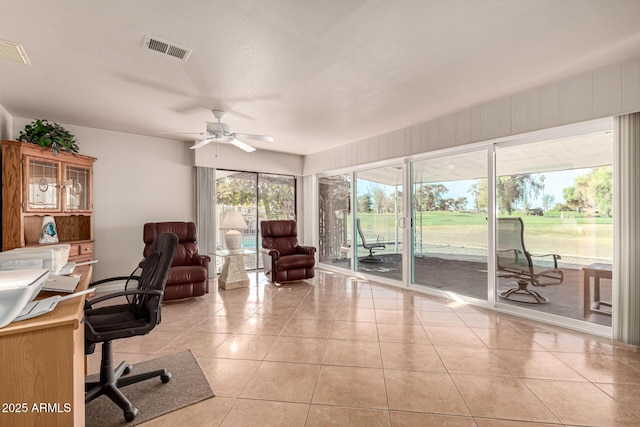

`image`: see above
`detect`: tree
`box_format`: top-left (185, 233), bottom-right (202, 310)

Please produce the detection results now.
top-left (586, 167), bottom-right (613, 216)
top-left (438, 198), bottom-right (453, 211)
top-left (415, 184), bottom-right (448, 211)
top-left (475, 179), bottom-right (488, 212)
top-left (565, 167), bottom-right (613, 216)
top-left (467, 181), bottom-right (480, 212)
top-left (370, 185), bottom-right (387, 213)
top-left (259, 180), bottom-right (295, 219)
top-left (358, 193), bottom-right (373, 213)
top-left (382, 189), bottom-right (402, 213)
top-left (563, 186), bottom-right (584, 212)
top-left (542, 194), bottom-right (555, 212)
top-left (216, 177), bottom-right (255, 207)
top-left (453, 196), bottom-right (468, 212)
top-left (497, 174), bottom-right (542, 215)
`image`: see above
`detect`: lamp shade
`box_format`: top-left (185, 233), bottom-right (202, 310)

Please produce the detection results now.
top-left (220, 211), bottom-right (248, 229)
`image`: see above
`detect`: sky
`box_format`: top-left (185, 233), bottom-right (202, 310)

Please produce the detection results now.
top-left (358, 167), bottom-right (592, 211)
top-left (435, 168), bottom-right (589, 209)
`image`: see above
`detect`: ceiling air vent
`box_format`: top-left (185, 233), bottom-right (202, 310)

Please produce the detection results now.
top-left (142, 35), bottom-right (191, 62)
top-left (0, 39), bottom-right (30, 65)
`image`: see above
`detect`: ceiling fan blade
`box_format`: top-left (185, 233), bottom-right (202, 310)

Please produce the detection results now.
top-left (229, 138), bottom-right (256, 153)
top-left (190, 138), bottom-right (215, 150)
top-left (233, 133), bottom-right (274, 142)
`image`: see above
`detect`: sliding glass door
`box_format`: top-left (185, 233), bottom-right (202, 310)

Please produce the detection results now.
top-left (495, 129), bottom-right (613, 326)
top-left (315, 121), bottom-right (613, 331)
top-left (354, 165), bottom-right (405, 282)
top-left (215, 170), bottom-right (296, 272)
top-left (411, 151), bottom-right (488, 300)
top-left (257, 173), bottom-right (296, 269)
top-left (318, 174), bottom-right (352, 269)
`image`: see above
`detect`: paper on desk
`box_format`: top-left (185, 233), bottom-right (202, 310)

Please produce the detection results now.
top-left (42, 274), bottom-right (81, 293)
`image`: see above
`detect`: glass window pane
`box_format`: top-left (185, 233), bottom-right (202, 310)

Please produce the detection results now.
top-left (411, 151), bottom-right (488, 300)
top-left (65, 166), bottom-right (90, 210)
top-left (28, 159), bottom-right (59, 209)
top-left (318, 174), bottom-right (352, 269)
top-left (495, 130), bottom-right (613, 326)
top-left (355, 165), bottom-right (403, 282)
top-left (215, 170), bottom-right (297, 273)
top-left (216, 171), bottom-right (258, 271)
top-left (257, 173), bottom-right (296, 269)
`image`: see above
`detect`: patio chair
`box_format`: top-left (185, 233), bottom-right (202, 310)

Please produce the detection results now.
top-left (356, 218), bottom-right (385, 264)
top-left (496, 217), bottom-right (563, 304)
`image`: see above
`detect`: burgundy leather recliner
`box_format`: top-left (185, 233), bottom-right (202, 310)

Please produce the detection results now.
top-left (143, 222), bottom-right (210, 301)
top-left (260, 220), bottom-right (316, 283)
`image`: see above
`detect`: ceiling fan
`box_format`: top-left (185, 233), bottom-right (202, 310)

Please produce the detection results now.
top-left (189, 110), bottom-right (274, 152)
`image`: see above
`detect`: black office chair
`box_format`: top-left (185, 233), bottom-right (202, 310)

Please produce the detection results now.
top-left (356, 218), bottom-right (385, 263)
top-left (84, 232), bottom-right (178, 422)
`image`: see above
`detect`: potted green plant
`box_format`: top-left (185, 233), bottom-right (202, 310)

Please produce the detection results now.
top-left (18, 119), bottom-right (80, 154)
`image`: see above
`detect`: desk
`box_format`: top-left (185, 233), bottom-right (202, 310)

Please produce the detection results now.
top-left (216, 249), bottom-right (253, 290)
top-left (0, 265), bottom-right (92, 427)
top-left (583, 263), bottom-right (612, 318)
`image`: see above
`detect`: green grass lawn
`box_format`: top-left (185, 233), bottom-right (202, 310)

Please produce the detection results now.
top-left (355, 211), bottom-right (613, 261)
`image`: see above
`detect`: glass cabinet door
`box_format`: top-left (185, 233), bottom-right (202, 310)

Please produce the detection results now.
top-left (25, 158), bottom-right (60, 211)
top-left (64, 165), bottom-right (91, 211)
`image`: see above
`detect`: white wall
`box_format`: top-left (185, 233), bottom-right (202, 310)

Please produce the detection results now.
top-left (194, 141), bottom-right (303, 176)
top-left (304, 56), bottom-right (640, 175)
top-left (12, 118), bottom-right (194, 280)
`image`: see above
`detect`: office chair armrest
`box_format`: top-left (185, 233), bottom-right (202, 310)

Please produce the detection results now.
top-left (296, 246), bottom-right (316, 256)
top-left (191, 254), bottom-right (211, 267)
top-left (85, 288), bottom-right (163, 307)
top-left (88, 276), bottom-right (141, 288)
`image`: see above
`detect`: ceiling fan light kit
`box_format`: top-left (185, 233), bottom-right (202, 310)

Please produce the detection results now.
top-left (188, 110), bottom-right (273, 153)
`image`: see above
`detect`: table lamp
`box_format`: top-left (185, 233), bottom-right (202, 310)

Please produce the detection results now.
top-left (220, 211), bottom-right (248, 252)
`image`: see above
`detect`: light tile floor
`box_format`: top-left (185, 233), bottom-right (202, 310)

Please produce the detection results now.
top-left (87, 270), bottom-right (640, 427)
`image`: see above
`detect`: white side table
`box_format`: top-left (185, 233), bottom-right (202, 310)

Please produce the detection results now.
top-left (215, 249), bottom-right (254, 290)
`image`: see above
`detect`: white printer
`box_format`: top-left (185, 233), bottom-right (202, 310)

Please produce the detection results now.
top-left (0, 269), bottom-right (50, 328)
top-left (0, 244), bottom-right (71, 273)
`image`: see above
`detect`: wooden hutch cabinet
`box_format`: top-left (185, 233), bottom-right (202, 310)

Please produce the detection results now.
top-left (1, 140), bottom-right (97, 262)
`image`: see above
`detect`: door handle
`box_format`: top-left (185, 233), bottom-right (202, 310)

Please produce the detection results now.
top-left (397, 217), bottom-right (412, 229)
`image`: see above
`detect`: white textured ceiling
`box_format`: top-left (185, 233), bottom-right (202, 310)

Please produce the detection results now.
top-left (1, 1), bottom-right (639, 156)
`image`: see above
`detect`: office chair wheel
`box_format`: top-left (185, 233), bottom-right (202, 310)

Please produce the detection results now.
top-left (124, 408), bottom-right (138, 422)
top-left (161, 373), bottom-right (172, 383)
top-left (122, 364), bottom-right (132, 375)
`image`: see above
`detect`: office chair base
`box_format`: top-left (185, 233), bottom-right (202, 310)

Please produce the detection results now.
top-left (124, 408), bottom-right (138, 422)
top-left (499, 280), bottom-right (549, 304)
top-left (86, 341), bottom-right (171, 422)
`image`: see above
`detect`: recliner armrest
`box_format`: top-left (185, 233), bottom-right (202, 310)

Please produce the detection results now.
top-left (261, 247), bottom-right (281, 260)
top-left (191, 254), bottom-right (211, 267)
top-left (296, 246), bottom-right (316, 256)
